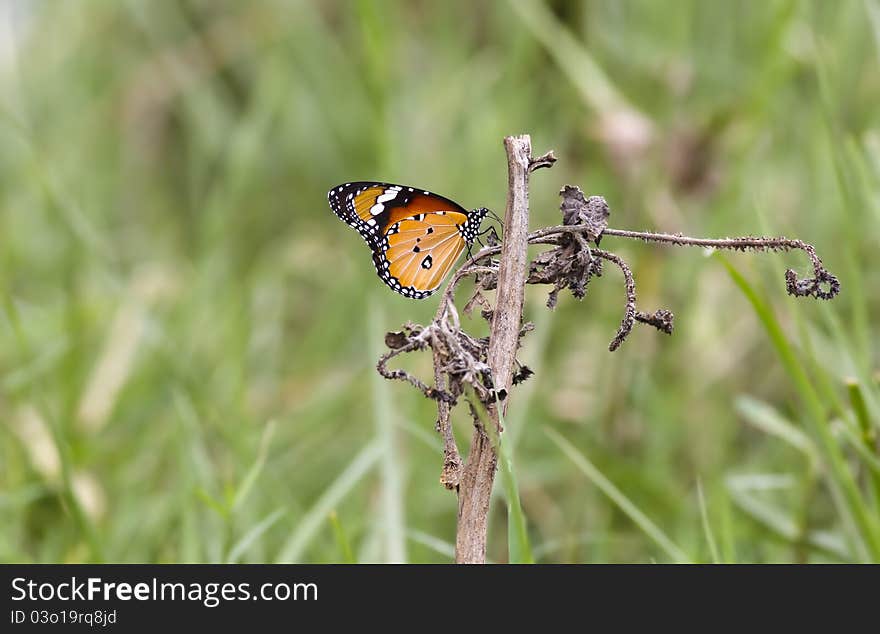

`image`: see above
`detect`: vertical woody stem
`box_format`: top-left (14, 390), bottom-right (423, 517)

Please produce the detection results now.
top-left (455, 135), bottom-right (532, 563)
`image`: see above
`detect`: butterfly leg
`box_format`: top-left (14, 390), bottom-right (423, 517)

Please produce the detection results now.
top-left (479, 225), bottom-right (500, 247)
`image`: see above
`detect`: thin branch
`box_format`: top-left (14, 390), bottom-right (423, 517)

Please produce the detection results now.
top-left (635, 309), bottom-right (674, 334)
top-left (434, 353), bottom-right (462, 491)
top-left (601, 228), bottom-right (840, 300)
top-left (454, 225), bottom-right (838, 297)
top-left (529, 150), bottom-right (557, 172)
top-left (376, 328), bottom-right (444, 400)
top-left (595, 249), bottom-right (636, 352)
top-left (602, 228), bottom-right (819, 253)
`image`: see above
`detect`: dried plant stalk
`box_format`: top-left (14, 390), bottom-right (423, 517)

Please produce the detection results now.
top-left (455, 134), bottom-right (533, 564)
top-left (375, 132), bottom-right (840, 565)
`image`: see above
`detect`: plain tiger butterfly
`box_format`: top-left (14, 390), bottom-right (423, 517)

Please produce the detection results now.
top-left (327, 182), bottom-right (490, 299)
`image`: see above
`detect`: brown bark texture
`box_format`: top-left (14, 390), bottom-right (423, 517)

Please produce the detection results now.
top-left (454, 135), bottom-right (532, 564)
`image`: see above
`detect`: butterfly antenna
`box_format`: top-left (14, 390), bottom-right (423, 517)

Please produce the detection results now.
top-left (488, 210), bottom-right (503, 242)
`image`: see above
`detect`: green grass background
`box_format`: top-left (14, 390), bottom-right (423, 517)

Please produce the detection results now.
top-left (1, 0), bottom-right (879, 563)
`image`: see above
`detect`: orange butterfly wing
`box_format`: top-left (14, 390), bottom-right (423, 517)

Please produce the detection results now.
top-left (384, 212), bottom-right (471, 294)
top-left (328, 182), bottom-right (488, 299)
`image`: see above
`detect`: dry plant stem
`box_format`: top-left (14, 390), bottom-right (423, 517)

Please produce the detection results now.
top-left (454, 135), bottom-right (533, 564)
top-left (602, 228), bottom-right (819, 258)
top-left (594, 249), bottom-right (636, 351)
top-left (434, 357), bottom-right (461, 490)
top-left (377, 148), bottom-right (840, 563)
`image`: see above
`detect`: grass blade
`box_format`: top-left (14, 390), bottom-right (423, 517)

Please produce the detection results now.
top-left (735, 396), bottom-right (819, 465)
top-left (545, 427), bottom-right (690, 563)
top-left (369, 300), bottom-right (407, 563)
top-left (509, 0), bottom-right (642, 117)
top-left (226, 508), bottom-right (286, 563)
top-left (719, 256), bottom-right (880, 560)
top-left (696, 479), bottom-right (721, 564)
top-left (328, 511), bottom-right (356, 564)
top-left (726, 474), bottom-right (849, 560)
top-left (232, 419), bottom-right (277, 512)
top-left (406, 530), bottom-right (457, 561)
top-left (466, 386), bottom-right (533, 563)
top-left (276, 441), bottom-right (381, 563)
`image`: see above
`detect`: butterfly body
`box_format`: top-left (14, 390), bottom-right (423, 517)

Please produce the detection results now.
top-left (328, 181), bottom-right (488, 298)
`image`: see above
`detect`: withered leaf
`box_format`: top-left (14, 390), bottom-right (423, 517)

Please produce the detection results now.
top-left (384, 330), bottom-right (410, 349)
top-left (559, 185), bottom-right (609, 242)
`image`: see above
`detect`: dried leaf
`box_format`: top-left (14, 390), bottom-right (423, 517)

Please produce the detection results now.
top-left (384, 330), bottom-right (410, 349)
top-left (559, 185), bottom-right (610, 242)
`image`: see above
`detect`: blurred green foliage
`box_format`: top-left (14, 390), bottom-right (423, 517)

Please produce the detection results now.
top-left (1, 0), bottom-right (878, 563)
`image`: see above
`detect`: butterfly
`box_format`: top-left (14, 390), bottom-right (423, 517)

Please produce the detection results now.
top-left (327, 181), bottom-right (490, 299)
